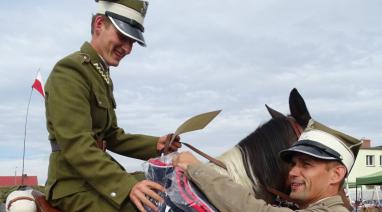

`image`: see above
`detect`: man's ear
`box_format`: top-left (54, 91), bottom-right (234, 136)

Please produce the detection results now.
top-left (330, 164), bottom-right (347, 185)
top-left (93, 15), bottom-right (106, 35)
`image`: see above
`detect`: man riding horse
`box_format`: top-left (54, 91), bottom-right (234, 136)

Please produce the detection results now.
top-left (44, 0), bottom-right (181, 211)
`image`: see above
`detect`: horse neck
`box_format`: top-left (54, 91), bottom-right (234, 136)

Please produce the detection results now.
top-left (207, 146), bottom-right (256, 194)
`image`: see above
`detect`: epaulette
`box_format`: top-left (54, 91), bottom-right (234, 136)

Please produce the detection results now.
top-left (78, 53), bottom-right (91, 64)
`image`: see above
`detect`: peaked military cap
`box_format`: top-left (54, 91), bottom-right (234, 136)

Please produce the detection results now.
top-left (280, 119), bottom-right (362, 175)
top-left (96, 0), bottom-right (149, 46)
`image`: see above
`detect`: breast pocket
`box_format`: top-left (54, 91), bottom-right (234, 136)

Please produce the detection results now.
top-left (92, 91), bottom-right (110, 130)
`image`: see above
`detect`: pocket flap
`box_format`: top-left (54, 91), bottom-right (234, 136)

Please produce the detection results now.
top-left (93, 92), bottom-right (109, 109)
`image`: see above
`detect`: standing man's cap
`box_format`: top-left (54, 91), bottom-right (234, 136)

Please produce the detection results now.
top-left (96, 0), bottom-right (149, 46)
top-left (280, 119), bottom-right (362, 175)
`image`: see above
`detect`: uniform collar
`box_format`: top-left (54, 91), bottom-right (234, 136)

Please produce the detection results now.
top-left (308, 195), bottom-right (344, 208)
top-left (97, 54), bottom-right (110, 71)
top-left (81, 42), bottom-right (111, 85)
top-left (80, 42), bottom-right (109, 71)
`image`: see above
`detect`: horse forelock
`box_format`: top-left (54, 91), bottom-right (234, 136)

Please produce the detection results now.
top-left (237, 116), bottom-right (297, 202)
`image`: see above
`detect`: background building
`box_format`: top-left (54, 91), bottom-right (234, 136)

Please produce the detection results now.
top-left (348, 139), bottom-right (382, 184)
top-left (0, 175), bottom-right (38, 187)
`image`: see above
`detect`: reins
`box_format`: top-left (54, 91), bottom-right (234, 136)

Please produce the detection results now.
top-left (181, 142), bottom-right (227, 170)
top-left (163, 134), bottom-right (227, 170)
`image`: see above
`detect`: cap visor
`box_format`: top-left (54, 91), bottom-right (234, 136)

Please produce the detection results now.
top-left (109, 16), bottom-right (146, 47)
top-left (279, 144), bottom-right (339, 162)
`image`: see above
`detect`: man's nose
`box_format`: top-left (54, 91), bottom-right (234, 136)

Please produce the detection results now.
top-left (288, 165), bottom-right (299, 177)
top-left (122, 41), bottom-right (133, 54)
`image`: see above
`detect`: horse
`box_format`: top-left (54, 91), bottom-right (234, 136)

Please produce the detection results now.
top-left (145, 88), bottom-right (312, 211)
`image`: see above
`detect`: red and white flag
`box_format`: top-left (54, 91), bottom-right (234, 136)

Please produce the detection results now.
top-left (32, 72), bottom-right (45, 97)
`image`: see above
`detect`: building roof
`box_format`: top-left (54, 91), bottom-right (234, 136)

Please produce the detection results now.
top-left (0, 176), bottom-right (38, 187)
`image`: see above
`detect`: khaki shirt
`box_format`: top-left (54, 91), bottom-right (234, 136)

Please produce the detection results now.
top-left (187, 164), bottom-right (349, 212)
top-left (44, 42), bottom-right (160, 208)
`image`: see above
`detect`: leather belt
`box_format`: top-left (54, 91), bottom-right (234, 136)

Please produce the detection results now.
top-left (50, 140), bottom-right (61, 152)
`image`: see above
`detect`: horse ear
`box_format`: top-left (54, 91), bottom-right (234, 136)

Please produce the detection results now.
top-left (289, 88), bottom-right (311, 128)
top-left (265, 104), bottom-right (285, 118)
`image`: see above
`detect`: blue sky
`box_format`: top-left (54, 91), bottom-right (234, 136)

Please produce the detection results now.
top-left (1, 0), bottom-right (381, 185)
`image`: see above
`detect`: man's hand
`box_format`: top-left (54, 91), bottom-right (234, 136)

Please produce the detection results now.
top-left (157, 133), bottom-right (181, 154)
top-left (172, 151), bottom-right (202, 170)
top-left (129, 180), bottom-right (165, 212)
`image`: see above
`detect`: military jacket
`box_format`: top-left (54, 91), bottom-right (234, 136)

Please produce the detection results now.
top-left (187, 164), bottom-right (350, 212)
top-left (44, 42), bottom-right (160, 208)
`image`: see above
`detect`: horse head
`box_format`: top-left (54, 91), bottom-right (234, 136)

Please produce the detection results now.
top-left (211, 88), bottom-right (312, 204)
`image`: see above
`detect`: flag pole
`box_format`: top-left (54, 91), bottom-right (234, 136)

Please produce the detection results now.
top-left (21, 69), bottom-right (43, 186)
top-left (21, 87), bottom-right (34, 186)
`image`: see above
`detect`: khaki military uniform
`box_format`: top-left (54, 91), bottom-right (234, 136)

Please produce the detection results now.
top-left (44, 42), bottom-right (160, 211)
top-left (187, 164), bottom-right (349, 212)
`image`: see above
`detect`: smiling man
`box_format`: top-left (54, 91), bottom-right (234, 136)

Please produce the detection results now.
top-left (173, 120), bottom-right (362, 212)
top-left (279, 124), bottom-right (359, 210)
top-left (44, 0), bottom-right (181, 211)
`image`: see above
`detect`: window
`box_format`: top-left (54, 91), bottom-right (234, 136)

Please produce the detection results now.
top-left (380, 155), bottom-right (382, 166)
top-left (366, 155), bottom-right (375, 166)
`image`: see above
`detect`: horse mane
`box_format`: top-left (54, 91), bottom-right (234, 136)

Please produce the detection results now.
top-left (237, 116), bottom-right (297, 203)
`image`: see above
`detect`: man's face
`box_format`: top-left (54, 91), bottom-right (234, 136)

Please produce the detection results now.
top-left (288, 154), bottom-right (333, 205)
top-left (94, 17), bottom-right (135, 67)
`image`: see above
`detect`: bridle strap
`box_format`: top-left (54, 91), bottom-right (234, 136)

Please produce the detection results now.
top-left (287, 116), bottom-right (303, 138)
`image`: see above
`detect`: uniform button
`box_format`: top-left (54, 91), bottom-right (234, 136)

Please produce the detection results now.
top-left (110, 192), bottom-right (116, 197)
top-left (82, 55), bottom-right (90, 63)
top-left (98, 101), bottom-right (102, 105)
